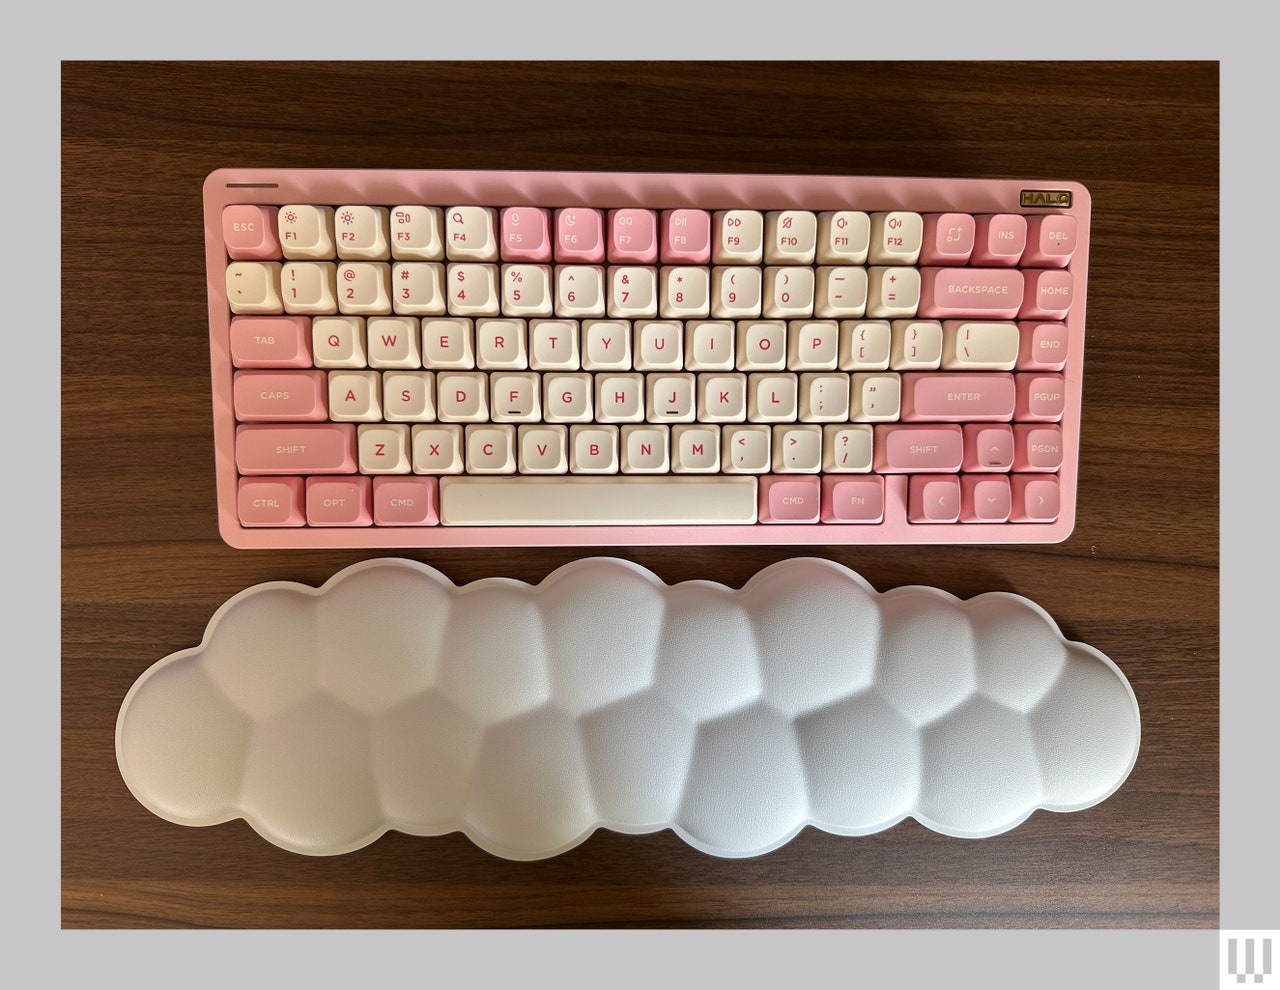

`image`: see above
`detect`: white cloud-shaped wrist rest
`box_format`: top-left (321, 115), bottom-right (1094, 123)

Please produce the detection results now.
top-left (115, 557), bottom-right (1140, 860)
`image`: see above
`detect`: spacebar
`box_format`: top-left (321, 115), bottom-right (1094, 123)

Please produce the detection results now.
top-left (438, 476), bottom-right (758, 525)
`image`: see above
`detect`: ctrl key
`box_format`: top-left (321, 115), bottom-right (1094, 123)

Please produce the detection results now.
top-left (238, 477), bottom-right (306, 527)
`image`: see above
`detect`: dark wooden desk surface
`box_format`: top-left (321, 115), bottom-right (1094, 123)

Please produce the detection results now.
top-left (61, 61), bottom-right (1219, 929)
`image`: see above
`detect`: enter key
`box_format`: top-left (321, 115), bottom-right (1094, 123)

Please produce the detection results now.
top-left (900, 373), bottom-right (1016, 422)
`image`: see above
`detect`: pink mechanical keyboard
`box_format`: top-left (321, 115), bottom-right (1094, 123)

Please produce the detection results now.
top-left (203, 169), bottom-right (1090, 549)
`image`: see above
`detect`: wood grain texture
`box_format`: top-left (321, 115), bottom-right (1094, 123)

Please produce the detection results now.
top-left (61, 60), bottom-right (1219, 929)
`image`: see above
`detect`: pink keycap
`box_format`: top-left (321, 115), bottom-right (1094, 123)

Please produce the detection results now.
top-left (237, 477), bottom-right (306, 527)
top-left (919, 213), bottom-right (975, 265)
top-left (909, 475), bottom-right (961, 523)
top-left (222, 205), bottom-right (280, 260)
top-left (916, 268), bottom-right (1024, 318)
top-left (962, 423), bottom-right (1014, 471)
top-left (873, 425), bottom-right (964, 473)
top-left (901, 373), bottom-right (1016, 422)
top-left (759, 475), bottom-right (820, 523)
top-left (660, 209), bottom-right (711, 263)
top-left (970, 214), bottom-right (1027, 266)
top-left (554, 208), bottom-right (605, 262)
top-left (1011, 474), bottom-right (1060, 521)
top-left (1014, 424), bottom-right (1063, 472)
top-left (1022, 215), bottom-right (1077, 267)
top-left (306, 476), bottom-right (372, 526)
top-left (1015, 374), bottom-right (1066, 422)
top-left (1020, 269), bottom-right (1073, 319)
top-left (961, 475), bottom-right (1011, 522)
top-left (373, 477), bottom-right (439, 526)
top-left (821, 476), bottom-right (885, 523)
top-left (229, 316), bottom-right (313, 368)
top-left (235, 424), bottom-right (357, 474)
top-left (608, 208), bottom-right (659, 263)
top-left (232, 370), bottom-right (327, 421)
top-left (500, 207), bottom-right (553, 261)
top-left (1016, 322), bottom-right (1068, 371)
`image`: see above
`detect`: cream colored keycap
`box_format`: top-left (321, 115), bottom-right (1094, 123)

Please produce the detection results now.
top-left (660, 266), bottom-right (710, 319)
top-left (312, 316), bottom-right (366, 368)
top-left (817, 211), bottom-right (871, 264)
top-left (763, 267), bottom-right (814, 318)
top-left (476, 318), bottom-right (528, 370)
top-left (490, 373), bottom-right (541, 422)
top-left (281, 262), bottom-right (336, 314)
top-left (391, 262), bottom-right (446, 316)
top-left (557, 265), bottom-right (606, 317)
top-left (543, 373), bottom-right (593, 422)
top-left (941, 321), bottom-right (1020, 370)
top-left (581, 320), bottom-right (632, 371)
top-left (518, 424), bottom-right (568, 474)
top-left (867, 266), bottom-right (920, 318)
top-left (382, 371), bottom-right (435, 422)
top-left (799, 373), bottom-right (850, 422)
top-left (823, 424), bottom-right (874, 472)
top-left (765, 210), bottom-right (817, 264)
top-left (334, 205), bottom-right (390, 260)
top-left (748, 373), bottom-right (798, 422)
top-left (722, 424), bottom-right (772, 473)
top-left (621, 424), bottom-right (670, 473)
top-left (713, 210), bottom-right (764, 264)
top-left (772, 424), bottom-right (823, 472)
top-left (815, 266), bottom-right (868, 318)
top-left (672, 425), bottom-right (721, 473)
top-left (328, 370), bottom-right (382, 422)
top-left (366, 317), bottom-right (421, 368)
top-left (278, 205), bottom-right (335, 260)
top-left (736, 320), bottom-right (787, 371)
top-left (445, 206), bottom-right (499, 261)
top-left (698, 373), bottom-right (747, 422)
top-left (890, 320), bottom-right (943, 370)
top-left (840, 320), bottom-right (892, 371)
top-left (465, 424), bottom-right (517, 473)
top-left (529, 319), bottom-right (581, 370)
top-left (686, 320), bottom-right (735, 371)
top-left (851, 373), bottom-right (901, 421)
top-left (608, 266), bottom-right (658, 318)
top-left (226, 262), bottom-right (282, 314)
top-left (711, 266), bottom-right (763, 318)
top-left (437, 475), bottom-right (758, 525)
top-left (869, 211), bottom-right (923, 264)
top-left (570, 425), bottom-right (620, 473)
top-left (411, 423), bottom-right (464, 474)
top-left (358, 423), bottom-right (410, 473)
top-left (390, 206), bottom-right (444, 260)
top-left (502, 264), bottom-right (554, 317)
top-left (446, 263), bottom-right (500, 316)
top-left (634, 320), bottom-right (684, 371)
top-left (422, 318), bottom-right (475, 369)
top-left (647, 373), bottom-right (696, 422)
top-left (436, 371), bottom-right (489, 422)
top-left (337, 262), bottom-right (392, 315)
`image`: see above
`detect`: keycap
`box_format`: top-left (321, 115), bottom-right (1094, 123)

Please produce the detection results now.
top-left (205, 168), bottom-right (1089, 547)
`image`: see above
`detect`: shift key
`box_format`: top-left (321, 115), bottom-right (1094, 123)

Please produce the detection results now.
top-left (236, 423), bottom-right (358, 474)
top-left (873, 424), bottom-right (963, 473)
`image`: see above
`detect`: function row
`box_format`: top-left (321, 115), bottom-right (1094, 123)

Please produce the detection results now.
top-left (223, 204), bottom-right (1078, 269)
top-left (225, 260), bottom-right (1074, 322)
top-left (230, 316), bottom-right (1072, 376)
